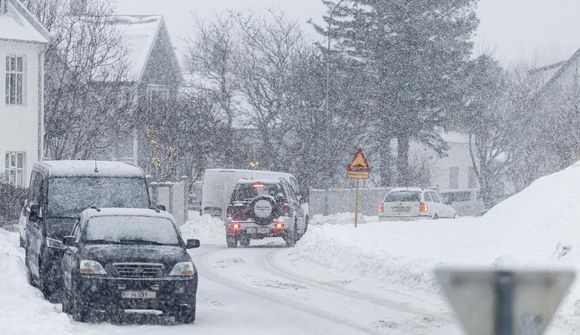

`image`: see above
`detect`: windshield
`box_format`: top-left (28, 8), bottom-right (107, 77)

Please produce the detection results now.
top-left (384, 191), bottom-right (421, 202)
top-left (232, 183), bottom-right (282, 202)
top-left (47, 177), bottom-right (149, 217)
top-left (84, 216), bottom-right (180, 246)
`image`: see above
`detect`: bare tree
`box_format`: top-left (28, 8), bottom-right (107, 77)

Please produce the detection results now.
top-left (22, 0), bottom-right (135, 160)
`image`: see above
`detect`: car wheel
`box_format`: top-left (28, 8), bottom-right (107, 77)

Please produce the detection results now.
top-left (284, 223), bottom-right (297, 248)
top-left (226, 236), bottom-right (238, 248)
top-left (71, 284), bottom-right (87, 322)
top-left (239, 236), bottom-right (250, 248)
top-left (38, 258), bottom-right (53, 298)
top-left (174, 303), bottom-right (196, 324)
top-left (61, 286), bottom-right (70, 314)
top-left (432, 214), bottom-right (439, 220)
top-left (25, 248), bottom-right (37, 287)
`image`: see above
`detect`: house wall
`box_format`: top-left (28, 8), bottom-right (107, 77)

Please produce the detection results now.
top-left (428, 142), bottom-right (478, 190)
top-left (0, 40), bottom-right (44, 187)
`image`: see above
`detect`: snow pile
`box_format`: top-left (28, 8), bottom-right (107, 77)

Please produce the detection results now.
top-left (181, 212), bottom-right (225, 245)
top-left (294, 163), bottom-right (580, 329)
top-left (0, 230), bottom-right (72, 335)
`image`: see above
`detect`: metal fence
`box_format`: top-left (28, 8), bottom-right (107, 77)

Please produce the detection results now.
top-left (309, 187), bottom-right (389, 216)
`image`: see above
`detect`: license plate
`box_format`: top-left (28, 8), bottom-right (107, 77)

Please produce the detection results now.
top-left (257, 227), bottom-right (270, 234)
top-left (121, 291), bottom-right (156, 299)
top-left (392, 206), bottom-right (411, 213)
top-left (246, 227), bottom-right (256, 234)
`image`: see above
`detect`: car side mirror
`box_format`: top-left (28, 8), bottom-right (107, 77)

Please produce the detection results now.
top-left (63, 236), bottom-right (77, 247)
top-left (29, 204), bottom-right (41, 222)
top-left (157, 204), bottom-right (167, 211)
top-left (186, 239), bottom-right (200, 249)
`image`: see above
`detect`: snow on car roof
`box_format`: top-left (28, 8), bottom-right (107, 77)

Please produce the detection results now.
top-left (37, 160), bottom-right (145, 178)
top-left (80, 208), bottom-right (175, 221)
top-left (236, 178), bottom-right (283, 185)
top-left (389, 187), bottom-right (424, 192)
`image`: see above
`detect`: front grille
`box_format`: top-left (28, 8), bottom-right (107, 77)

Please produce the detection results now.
top-left (113, 263), bottom-right (164, 278)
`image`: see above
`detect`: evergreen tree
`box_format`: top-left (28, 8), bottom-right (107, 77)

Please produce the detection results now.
top-left (315, 0), bottom-right (479, 186)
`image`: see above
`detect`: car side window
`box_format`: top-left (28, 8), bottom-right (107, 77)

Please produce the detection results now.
top-left (72, 220), bottom-right (82, 240)
top-left (424, 192), bottom-right (432, 202)
top-left (431, 192), bottom-right (441, 203)
top-left (282, 183), bottom-right (297, 202)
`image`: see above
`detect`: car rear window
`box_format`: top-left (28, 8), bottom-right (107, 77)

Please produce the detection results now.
top-left (231, 183), bottom-right (283, 202)
top-left (384, 191), bottom-right (420, 202)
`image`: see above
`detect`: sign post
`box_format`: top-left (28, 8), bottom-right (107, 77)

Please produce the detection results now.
top-left (435, 268), bottom-right (575, 335)
top-left (346, 148), bottom-right (370, 228)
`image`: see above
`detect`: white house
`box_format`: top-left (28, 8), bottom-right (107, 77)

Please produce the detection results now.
top-left (0, 0), bottom-right (49, 187)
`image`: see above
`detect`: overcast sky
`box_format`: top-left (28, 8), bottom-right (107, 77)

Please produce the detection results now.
top-left (114, 0), bottom-right (580, 67)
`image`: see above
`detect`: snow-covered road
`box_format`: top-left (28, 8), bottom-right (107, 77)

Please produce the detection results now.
top-left (6, 161), bottom-right (580, 334)
top-left (0, 224), bottom-right (459, 335)
top-left (192, 242), bottom-right (457, 335)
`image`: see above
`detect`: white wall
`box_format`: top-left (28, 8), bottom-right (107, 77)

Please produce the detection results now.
top-left (0, 40), bottom-right (44, 187)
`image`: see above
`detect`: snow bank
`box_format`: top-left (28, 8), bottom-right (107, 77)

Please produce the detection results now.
top-left (294, 163), bottom-right (580, 329)
top-left (180, 212), bottom-right (225, 245)
top-left (0, 230), bottom-right (73, 335)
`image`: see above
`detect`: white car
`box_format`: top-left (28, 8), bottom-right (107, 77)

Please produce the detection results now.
top-left (378, 188), bottom-right (456, 221)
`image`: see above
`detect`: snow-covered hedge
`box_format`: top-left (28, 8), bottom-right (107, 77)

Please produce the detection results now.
top-left (0, 184), bottom-right (26, 226)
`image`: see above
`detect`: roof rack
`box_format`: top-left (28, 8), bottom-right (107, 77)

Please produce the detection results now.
top-left (89, 206), bottom-right (101, 212)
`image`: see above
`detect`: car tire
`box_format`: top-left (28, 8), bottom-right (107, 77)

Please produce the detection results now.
top-left (38, 257), bottom-right (55, 298)
top-left (432, 214), bottom-right (439, 220)
top-left (61, 286), bottom-right (71, 314)
top-left (239, 236), bottom-right (250, 248)
top-left (25, 248), bottom-right (37, 287)
top-left (175, 303), bottom-right (196, 324)
top-left (226, 236), bottom-right (238, 248)
top-left (284, 222), bottom-right (297, 248)
top-left (71, 284), bottom-right (87, 322)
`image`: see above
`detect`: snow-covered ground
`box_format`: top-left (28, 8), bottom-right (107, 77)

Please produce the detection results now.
top-left (3, 162), bottom-right (580, 334)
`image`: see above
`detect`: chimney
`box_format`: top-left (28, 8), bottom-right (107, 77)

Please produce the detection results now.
top-left (1, 0), bottom-right (7, 15)
top-left (69, 0), bottom-right (87, 15)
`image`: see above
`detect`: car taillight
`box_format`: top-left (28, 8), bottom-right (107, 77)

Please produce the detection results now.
top-left (419, 202), bottom-right (428, 213)
top-left (275, 222), bottom-right (284, 229)
top-left (231, 222), bottom-right (241, 230)
top-left (378, 203), bottom-right (384, 213)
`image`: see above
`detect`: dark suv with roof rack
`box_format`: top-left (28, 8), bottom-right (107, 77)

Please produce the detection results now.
top-left (225, 179), bottom-right (308, 248)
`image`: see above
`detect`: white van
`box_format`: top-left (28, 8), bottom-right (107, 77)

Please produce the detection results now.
top-left (200, 169), bottom-right (305, 220)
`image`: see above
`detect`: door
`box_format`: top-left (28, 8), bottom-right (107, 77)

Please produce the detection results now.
top-left (62, 222), bottom-right (80, 293)
top-left (282, 182), bottom-right (305, 233)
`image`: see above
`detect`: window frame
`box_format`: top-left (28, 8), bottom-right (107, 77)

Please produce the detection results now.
top-left (4, 152), bottom-right (26, 188)
top-left (5, 55), bottom-right (26, 106)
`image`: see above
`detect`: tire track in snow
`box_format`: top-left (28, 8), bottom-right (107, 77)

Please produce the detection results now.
top-left (194, 245), bottom-right (383, 335)
top-left (263, 249), bottom-right (449, 331)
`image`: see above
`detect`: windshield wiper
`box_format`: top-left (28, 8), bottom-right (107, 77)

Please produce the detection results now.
top-left (86, 239), bottom-right (121, 245)
top-left (119, 239), bottom-right (165, 246)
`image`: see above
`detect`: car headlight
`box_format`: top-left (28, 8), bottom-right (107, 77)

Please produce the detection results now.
top-left (46, 236), bottom-right (65, 249)
top-left (79, 260), bottom-right (107, 275)
top-left (169, 262), bottom-right (195, 276)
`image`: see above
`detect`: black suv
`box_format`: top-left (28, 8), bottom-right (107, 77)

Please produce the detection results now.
top-left (60, 208), bottom-right (199, 323)
top-left (225, 179), bottom-right (308, 248)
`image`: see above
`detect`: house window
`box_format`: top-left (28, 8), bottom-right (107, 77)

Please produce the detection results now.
top-left (146, 85), bottom-right (169, 104)
top-left (449, 166), bottom-right (459, 189)
top-left (5, 152), bottom-right (26, 187)
top-left (468, 167), bottom-right (478, 189)
top-left (5, 56), bottom-right (25, 105)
